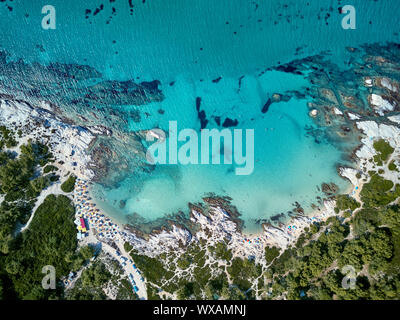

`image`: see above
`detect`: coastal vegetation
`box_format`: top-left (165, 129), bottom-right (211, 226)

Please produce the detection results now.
top-left (0, 127), bottom-right (93, 299)
top-left (373, 139), bottom-right (394, 166)
top-left (121, 138), bottom-right (400, 300)
top-left (360, 174), bottom-right (400, 208)
top-left (0, 125), bottom-right (399, 301)
top-left (43, 164), bottom-right (58, 174)
top-left (61, 175), bottom-right (77, 193)
top-left (65, 255), bottom-right (139, 300)
top-left (0, 137), bottom-right (54, 254)
top-left (0, 126), bottom-right (17, 149)
top-left (66, 261), bottom-right (110, 300)
top-left (123, 170), bottom-right (400, 300)
top-left (125, 240), bottom-right (263, 300)
top-left (263, 153), bottom-right (400, 300)
top-left (5, 195), bottom-right (78, 299)
top-left (389, 161), bottom-right (398, 171)
top-left (263, 205), bottom-right (400, 300)
top-left (0, 193), bottom-right (87, 299)
top-left (334, 195), bottom-right (360, 215)
top-left (265, 246), bottom-right (280, 265)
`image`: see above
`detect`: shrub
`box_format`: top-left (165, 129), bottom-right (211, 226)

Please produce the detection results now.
top-left (43, 164), bottom-right (58, 174)
top-left (265, 246), bottom-right (280, 264)
top-left (61, 175), bottom-right (76, 193)
top-left (388, 161), bottom-right (398, 171)
top-left (335, 195), bottom-right (361, 212)
top-left (360, 175), bottom-right (400, 208)
top-left (6, 195), bottom-right (78, 298)
top-left (373, 139), bottom-right (394, 165)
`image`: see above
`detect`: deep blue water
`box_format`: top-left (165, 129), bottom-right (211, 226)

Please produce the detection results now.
top-left (1, 0), bottom-right (400, 232)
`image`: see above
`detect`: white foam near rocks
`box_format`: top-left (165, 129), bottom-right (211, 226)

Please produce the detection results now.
top-left (0, 99), bottom-right (96, 179)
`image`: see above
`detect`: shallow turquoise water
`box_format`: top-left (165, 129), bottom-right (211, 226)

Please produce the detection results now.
top-left (91, 70), bottom-right (350, 231)
top-left (1, 0), bottom-right (400, 232)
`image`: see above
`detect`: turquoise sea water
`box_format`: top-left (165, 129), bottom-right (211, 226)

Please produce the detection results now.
top-left (91, 70), bottom-right (350, 231)
top-left (1, 0), bottom-right (400, 232)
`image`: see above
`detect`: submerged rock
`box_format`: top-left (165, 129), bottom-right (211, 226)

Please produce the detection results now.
top-left (119, 200), bottom-right (127, 209)
top-left (321, 182), bottom-right (339, 196)
top-left (222, 117), bottom-right (238, 127)
top-left (261, 98), bottom-right (272, 113)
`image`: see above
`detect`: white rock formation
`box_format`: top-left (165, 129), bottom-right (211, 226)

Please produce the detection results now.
top-left (347, 112), bottom-right (361, 120)
top-left (380, 77), bottom-right (398, 92)
top-left (333, 107), bottom-right (343, 115)
top-left (0, 99), bottom-right (96, 179)
top-left (369, 94), bottom-right (396, 116)
top-left (364, 77), bottom-right (373, 87)
top-left (339, 167), bottom-right (360, 187)
top-left (388, 115), bottom-right (400, 124)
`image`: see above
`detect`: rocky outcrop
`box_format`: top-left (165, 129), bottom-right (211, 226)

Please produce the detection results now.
top-left (0, 98), bottom-right (96, 179)
top-left (369, 94), bottom-right (397, 116)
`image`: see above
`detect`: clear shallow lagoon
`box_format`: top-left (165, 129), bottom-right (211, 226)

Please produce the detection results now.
top-left (91, 70), bottom-right (350, 231)
top-left (1, 0), bottom-right (400, 232)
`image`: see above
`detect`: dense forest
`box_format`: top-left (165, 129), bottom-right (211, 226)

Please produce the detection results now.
top-left (0, 128), bottom-right (90, 299)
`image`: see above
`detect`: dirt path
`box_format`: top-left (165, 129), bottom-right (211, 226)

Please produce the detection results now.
top-left (102, 237), bottom-right (148, 300)
top-left (19, 181), bottom-right (67, 233)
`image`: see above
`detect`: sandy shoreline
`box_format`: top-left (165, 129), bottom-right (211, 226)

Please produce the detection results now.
top-left (71, 134), bottom-right (370, 258)
top-left (75, 174), bottom-right (359, 261)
